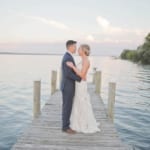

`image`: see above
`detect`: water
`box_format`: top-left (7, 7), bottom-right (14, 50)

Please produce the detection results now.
top-left (0, 54), bottom-right (150, 150)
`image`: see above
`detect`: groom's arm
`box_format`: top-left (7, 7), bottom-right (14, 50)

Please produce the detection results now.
top-left (63, 60), bottom-right (81, 82)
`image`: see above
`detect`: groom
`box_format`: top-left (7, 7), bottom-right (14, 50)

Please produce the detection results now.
top-left (61, 40), bottom-right (81, 134)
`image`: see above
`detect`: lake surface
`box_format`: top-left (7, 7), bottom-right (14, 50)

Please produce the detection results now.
top-left (0, 54), bottom-right (150, 150)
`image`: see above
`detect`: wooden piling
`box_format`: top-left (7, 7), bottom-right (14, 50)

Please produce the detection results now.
top-left (51, 70), bottom-right (57, 95)
top-left (33, 80), bottom-right (41, 118)
top-left (108, 82), bottom-right (116, 122)
top-left (95, 71), bottom-right (102, 94)
top-left (59, 68), bottom-right (62, 89)
top-left (93, 72), bottom-right (96, 84)
top-left (92, 67), bottom-right (97, 84)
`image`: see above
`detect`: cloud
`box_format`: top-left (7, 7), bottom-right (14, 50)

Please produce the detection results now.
top-left (96, 16), bottom-right (148, 36)
top-left (15, 13), bottom-right (149, 45)
top-left (18, 14), bottom-right (94, 43)
top-left (95, 15), bottom-right (150, 45)
top-left (21, 14), bottom-right (139, 44)
top-left (102, 38), bottom-right (132, 44)
top-left (22, 15), bottom-right (70, 31)
top-left (96, 16), bottom-right (110, 29)
top-left (86, 35), bottom-right (95, 42)
top-left (96, 16), bottom-right (128, 34)
top-left (20, 14), bottom-right (92, 40)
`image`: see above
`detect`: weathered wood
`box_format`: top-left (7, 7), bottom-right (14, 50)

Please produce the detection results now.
top-left (108, 82), bottom-right (116, 122)
top-left (93, 72), bottom-right (96, 84)
top-left (92, 67), bottom-right (97, 84)
top-left (51, 70), bottom-right (57, 94)
top-left (12, 83), bottom-right (129, 150)
top-left (33, 80), bottom-right (41, 118)
top-left (59, 68), bottom-right (62, 89)
top-left (95, 71), bottom-right (102, 94)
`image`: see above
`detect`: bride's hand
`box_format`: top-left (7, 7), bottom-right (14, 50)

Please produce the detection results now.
top-left (66, 61), bottom-right (74, 68)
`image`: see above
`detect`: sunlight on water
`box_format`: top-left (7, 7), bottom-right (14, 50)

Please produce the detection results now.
top-left (0, 55), bottom-right (150, 150)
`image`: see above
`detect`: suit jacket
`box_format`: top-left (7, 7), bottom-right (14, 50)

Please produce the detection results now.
top-left (61, 52), bottom-right (81, 92)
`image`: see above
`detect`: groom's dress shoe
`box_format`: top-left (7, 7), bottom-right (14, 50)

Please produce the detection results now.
top-left (63, 128), bottom-right (76, 134)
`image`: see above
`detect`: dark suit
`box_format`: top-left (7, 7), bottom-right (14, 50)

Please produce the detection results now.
top-left (61, 52), bottom-right (81, 130)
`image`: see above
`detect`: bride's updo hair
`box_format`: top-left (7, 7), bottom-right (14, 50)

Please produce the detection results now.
top-left (80, 44), bottom-right (90, 56)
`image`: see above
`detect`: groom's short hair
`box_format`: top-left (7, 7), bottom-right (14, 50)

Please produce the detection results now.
top-left (66, 40), bottom-right (77, 49)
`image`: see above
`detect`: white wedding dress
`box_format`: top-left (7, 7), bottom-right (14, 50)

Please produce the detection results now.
top-left (70, 62), bottom-right (100, 133)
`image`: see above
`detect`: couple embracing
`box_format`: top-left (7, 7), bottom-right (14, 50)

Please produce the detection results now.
top-left (61, 40), bottom-right (100, 134)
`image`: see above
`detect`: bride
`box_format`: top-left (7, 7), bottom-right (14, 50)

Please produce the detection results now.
top-left (66, 44), bottom-right (100, 133)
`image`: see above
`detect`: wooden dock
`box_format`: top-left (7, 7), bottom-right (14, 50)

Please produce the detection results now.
top-left (12, 81), bottom-right (129, 150)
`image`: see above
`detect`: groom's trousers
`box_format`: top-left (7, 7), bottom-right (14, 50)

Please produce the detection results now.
top-left (62, 85), bottom-right (75, 130)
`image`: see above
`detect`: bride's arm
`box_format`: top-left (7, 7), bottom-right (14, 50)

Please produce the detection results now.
top-left (66, 60), bottom-right (89, 79)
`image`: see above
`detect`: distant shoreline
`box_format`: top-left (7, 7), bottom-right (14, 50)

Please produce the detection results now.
top-left (0, 52), bottom-right (62, 56)
top-left (0, 52), bottom-right (118, 57)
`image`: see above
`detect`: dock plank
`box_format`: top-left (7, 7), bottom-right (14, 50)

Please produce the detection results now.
top-left (12, 83), bottom-right (129, 150)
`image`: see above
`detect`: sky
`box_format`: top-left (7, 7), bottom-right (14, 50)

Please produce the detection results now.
top-left (0, 0), bottom-right (150, 55)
